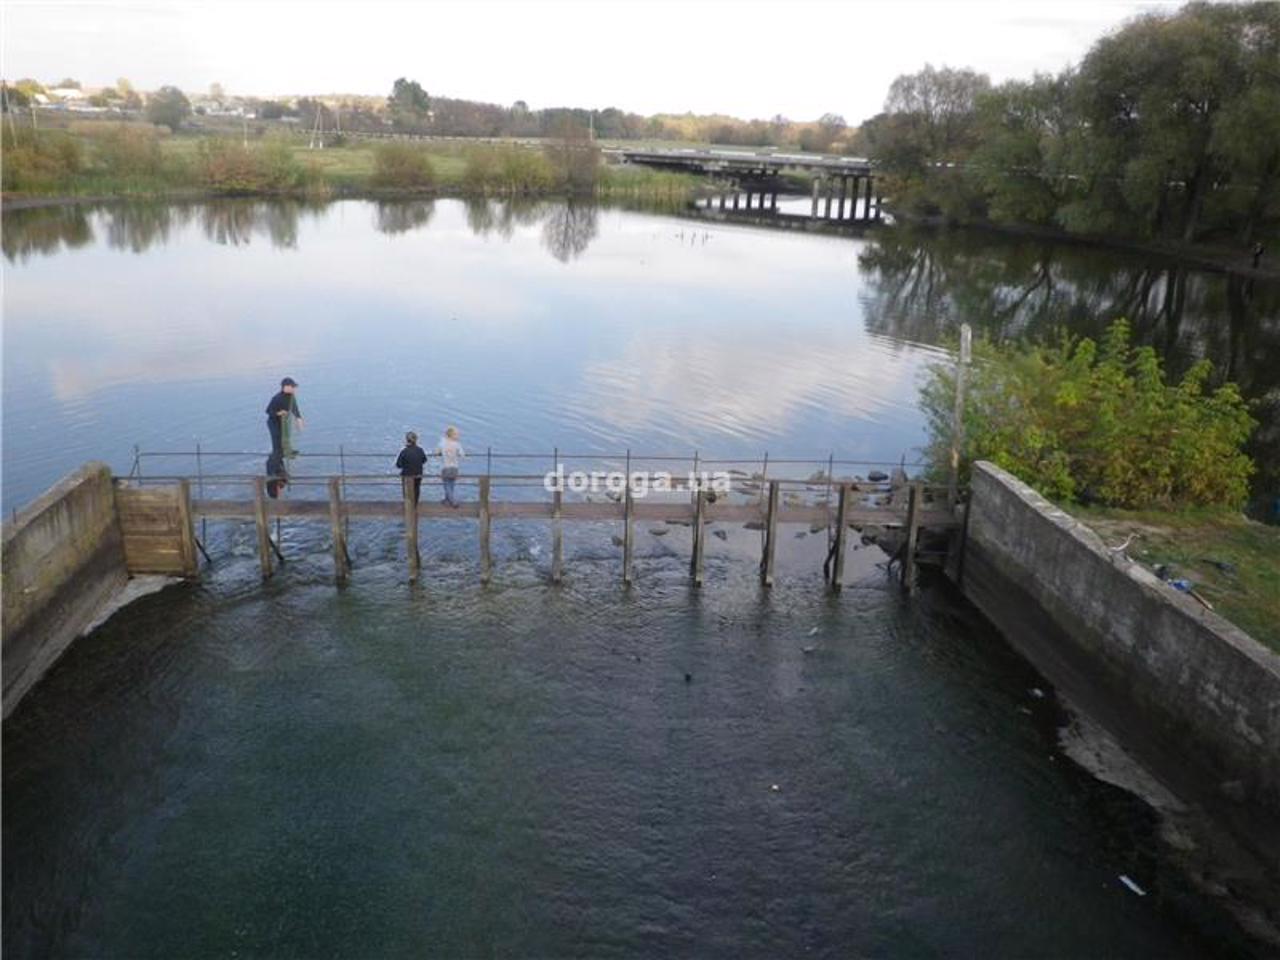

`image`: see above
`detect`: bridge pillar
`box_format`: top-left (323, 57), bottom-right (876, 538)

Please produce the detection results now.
top-left (864, 176), bottom-right (875, 220)
top-left (770, 191), bottom-right (778, 211)
top-left (837, 176), bottom-right (848, 219)
top-left (719, 192), bottom-right (726, 211)
top-left (746, 189), bottom-right (754, 210)
top-left (811, 177), bottom-right (820, 218)
top-left (733, 192), bottom-right (740, 211)
top-left (823, 179), bottom-right (833, 219)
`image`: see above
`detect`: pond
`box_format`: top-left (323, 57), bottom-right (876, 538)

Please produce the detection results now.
top-left (2, 198), bottom-right (1273, 957)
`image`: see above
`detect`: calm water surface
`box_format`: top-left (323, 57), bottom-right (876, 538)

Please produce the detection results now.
top-left (2, 199), bottom-right (1273, 957)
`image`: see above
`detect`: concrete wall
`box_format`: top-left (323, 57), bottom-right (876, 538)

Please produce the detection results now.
top-left (959, 462), bottom-right (1280, 867)
top-left (2, 462), bottom-right (129, 718)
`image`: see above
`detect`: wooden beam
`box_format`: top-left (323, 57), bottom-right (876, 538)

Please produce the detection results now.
top-left (551, 488), bottom-right (563, 583)
top-left (478, 476), bottom-right (492, 584)
top-left (903, 482), bottom-right (922, 594)
top-left (830, 483), bottom-right (849, 591)
top-left (189, 497), bottom-right (958, 529)
top-left (252, 477), bottom-right (272, 580)
top-left (403, 477), bottom-right (420, 583)
top-left (761, 480), bottom-right (779, 587)
top-left (691, 490), bottom-right (705, 586)
top-left (329, 478), bottom-right (349, 585)
top-left (175, 479), bottom-right (198, 578)
top-left (622, 485), bottom-right (635, 584)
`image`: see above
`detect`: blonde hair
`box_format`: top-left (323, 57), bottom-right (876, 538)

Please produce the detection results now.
top-left (445, 425), bottom-right (459, 439)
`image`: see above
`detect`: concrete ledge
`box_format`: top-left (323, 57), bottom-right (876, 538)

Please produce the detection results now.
top-left (2, 462), bottom-right (129, 717)
top-left (959, 462), bottom-right (1280, 868)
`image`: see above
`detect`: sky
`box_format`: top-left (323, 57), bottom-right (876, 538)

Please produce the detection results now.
top-left (3, 0), bottom-right (1181, 125)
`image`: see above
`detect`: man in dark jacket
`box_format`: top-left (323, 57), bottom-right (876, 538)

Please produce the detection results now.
top-left (266, 377), bottom-right (302, 457)
top-left (396, 431), bottom-right (428, 504)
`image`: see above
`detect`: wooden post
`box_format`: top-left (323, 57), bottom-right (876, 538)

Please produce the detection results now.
top-left (622, 484), bottom-right (635, 585)
top-left (551, 488), bottom-right (564, 583)
top-left (761, 480), bottom-right (779, 587)
top-left (403, 476), bottom-right (420, 583)
top-left (811, 177), bottom-right (820, 217)
top-left (253, 477), bottom-right (273, 580)
top-left (176, 479), bottom-right (198, 578)
top-left (902, 482), bottom-right (922, 594)
top-left (691, 489), bottom-right (705, 587)
top-left (329, 478), bottom-right (349, 584)
top-left (830, 483), bottom-right (849, 591)
top-left (948, 323), bottom-right (972, 508)
top-left (479, 475), bottom-right (492, 584)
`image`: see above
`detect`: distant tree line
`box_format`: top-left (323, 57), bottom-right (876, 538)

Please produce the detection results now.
top-left (855, 0), bottom-right (1279, 244)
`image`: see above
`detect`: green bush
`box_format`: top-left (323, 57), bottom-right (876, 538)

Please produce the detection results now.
top-left (196, 137), bottom-right (303, 193)
top-left (463, 145), bottom-right (555, 193)
top-left (0, 128), bottom-right (83, 193)
top-left (371, 142), bottom-right (436, 189)
top-left (920, 319), bottom-right (1256, 508)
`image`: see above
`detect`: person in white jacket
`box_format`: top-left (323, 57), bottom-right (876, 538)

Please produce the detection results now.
top-left (436, 426), bottom-right (465, 507)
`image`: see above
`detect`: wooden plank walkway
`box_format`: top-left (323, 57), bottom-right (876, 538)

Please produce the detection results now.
top-left (115, 474), bottom-right (957, 591)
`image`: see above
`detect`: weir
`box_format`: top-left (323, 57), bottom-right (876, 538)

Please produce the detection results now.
top-left (112, 450), bottom-right (955, 588)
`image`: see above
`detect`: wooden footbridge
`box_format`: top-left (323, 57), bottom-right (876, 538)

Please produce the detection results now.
top-left (114, 450), bottom-right (958, 592)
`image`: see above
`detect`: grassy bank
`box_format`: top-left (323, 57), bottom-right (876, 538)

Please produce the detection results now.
top-left (1, 127), bottom-right (708, 203)
top-left (1073, 505), bottom-right (1280, 651)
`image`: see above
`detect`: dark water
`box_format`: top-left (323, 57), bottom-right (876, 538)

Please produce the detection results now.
top-left (1, 550), bottom-right (1241, 958)
top-left (3, 198), bottom-right (1274, 957)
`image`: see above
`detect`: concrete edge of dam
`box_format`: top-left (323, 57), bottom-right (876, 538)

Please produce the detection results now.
top-left (954, 460), bottom-right (1280, 877)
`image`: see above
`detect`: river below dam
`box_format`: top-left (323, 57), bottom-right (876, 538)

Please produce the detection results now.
top-left (3, 197), bottom-right (1276, 956)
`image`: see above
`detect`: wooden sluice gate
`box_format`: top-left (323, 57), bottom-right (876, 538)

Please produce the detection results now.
top-left (114, 451), bottom-right (959, 591)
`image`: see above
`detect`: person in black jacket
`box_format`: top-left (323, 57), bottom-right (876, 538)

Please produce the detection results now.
top-left (396, 431), bottom-right (428, 504)
top-left (266, 377), bottom-right (303, 457)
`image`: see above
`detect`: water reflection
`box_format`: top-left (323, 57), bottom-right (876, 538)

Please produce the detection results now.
top-left (374, 199), bottom-right (436, 235)
top-left (1, 205), bottom-right (93, 262)
top-left (541, 202), bottom-right (598, 263)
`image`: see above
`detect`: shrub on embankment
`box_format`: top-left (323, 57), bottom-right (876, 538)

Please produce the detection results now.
top-left (921, 319), bottom-right (1257, 508)
top-left (370, 142), bottom-right (437, 189)
top-left (196, 137), bottom-right (322, 194)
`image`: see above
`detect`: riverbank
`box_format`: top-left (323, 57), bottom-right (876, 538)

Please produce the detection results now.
top-left (1072, 505), bottom-right (1280, 653)
top-left (0, 131), bottom-right (706, 208)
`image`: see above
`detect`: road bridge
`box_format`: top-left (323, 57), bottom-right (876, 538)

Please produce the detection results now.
top-left (614, 148), bottom-right (883, 222)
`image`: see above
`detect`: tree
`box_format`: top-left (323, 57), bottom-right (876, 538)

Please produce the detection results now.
top-left (146, 85), bottom-right (191, 131)
top-left (209, 82), bottom-right (225, 99)
top-left (1067, 2), bottom-right (1279, 241)
top-left (869, 64), bottom-right (991, 218)
top-left (387, 78), bottom-right (431, 131)
top-left (53, 78), bottom-right (80, 90)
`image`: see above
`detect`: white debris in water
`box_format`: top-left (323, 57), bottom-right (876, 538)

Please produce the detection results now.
top-left (1118, 875), bottom-right (1147, 897)
top-left (808, 627), bottom-right (819, 636)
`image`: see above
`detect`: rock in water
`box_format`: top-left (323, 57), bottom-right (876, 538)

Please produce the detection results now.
top-left (868, 470), bottom-right (889, 482)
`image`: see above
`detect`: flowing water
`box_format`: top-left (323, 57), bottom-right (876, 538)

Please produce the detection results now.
top-left (3, 198), bottom-right (1276, 957)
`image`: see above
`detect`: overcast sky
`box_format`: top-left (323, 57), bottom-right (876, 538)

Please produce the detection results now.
top-left (4, 0), bottom-right (1180, 124)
